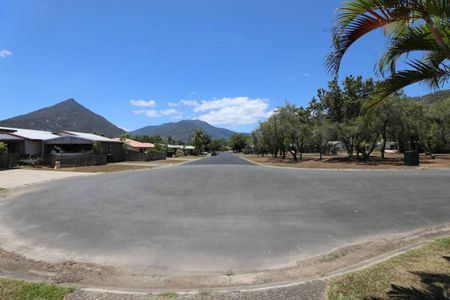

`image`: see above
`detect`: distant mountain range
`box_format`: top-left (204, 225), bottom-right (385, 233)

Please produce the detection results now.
top-left (0, 99), bottom-right (239, 142)
top-left (2, 90), bottom-right (448, 143)
top-left (130, 119), bottom-right (238, 142)
top-left (0, 99), bottom-right (125, 138)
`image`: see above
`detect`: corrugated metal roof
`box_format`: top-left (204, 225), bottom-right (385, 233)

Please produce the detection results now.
top-left (0, 133), bottom-right (24, 140)
top-left (0, 127), bottom-right (59, 140)
top-left (0, 127), bottom-right (122, 143)
top-left (168, 144), bottom-right (195, 150)
top-left (44, 136), bottom-right (94, 145)
top-left (60, 131), bottom-right (121, 143)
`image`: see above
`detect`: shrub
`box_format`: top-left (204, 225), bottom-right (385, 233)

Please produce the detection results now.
top-left (0, 142), bottom-right (8, 154)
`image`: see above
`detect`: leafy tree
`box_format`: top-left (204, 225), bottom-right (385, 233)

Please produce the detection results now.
top-left (230, 133), bottom-right (248, 153)
top-left (308, 98), bottom-right (332, 160)
top-left (327, 0), bottom-right (450, 109)
top-left (119, 133), bottom-right (130, 141)
top-left (317, 76), bottom-right (376, 158)
top-left (252, 76), bottom-right (449, 161)
top-left (191, 128), bottom-right (210, 155)
top-left (208, 139), bottom-right (228, 152)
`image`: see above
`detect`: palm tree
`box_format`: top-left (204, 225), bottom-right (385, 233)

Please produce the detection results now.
top-left (327, 0), bottom-right (450, 108)
top-left (191, 128), bottom-right (208, 155)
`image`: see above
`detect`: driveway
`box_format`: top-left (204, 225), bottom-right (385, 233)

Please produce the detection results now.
top-left (0, 169), bottom-right (93, 189)
top-left (0, 152), bottom-right (449, 279)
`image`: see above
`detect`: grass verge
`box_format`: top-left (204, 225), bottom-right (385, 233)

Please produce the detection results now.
top-left (327, 236), bottom-right (450, 299)
top-left (0, 277), bottom-right (73, 300)
top-left (158, 291), bottom-right (179, 298)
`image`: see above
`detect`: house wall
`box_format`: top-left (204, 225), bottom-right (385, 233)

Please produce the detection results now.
top-left (1, 141), bottom-right (24, 154)
top-left (107, 142), bottom-right (125, 162)
top-left (24, 140), bottom-right (43, 155)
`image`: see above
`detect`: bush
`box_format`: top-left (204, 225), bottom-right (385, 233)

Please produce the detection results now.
top-left (0, 142), bottom-right (8, 154)
top-left (19, 156), bottom-right (42, 167)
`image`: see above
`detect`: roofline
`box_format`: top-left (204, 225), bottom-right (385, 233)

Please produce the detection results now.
top-left (5, 132), bottom-right (39, 141)
top-left (0, 128), bottom-right (17, 133)
top-left (44, 136), bottom-right (94, 144)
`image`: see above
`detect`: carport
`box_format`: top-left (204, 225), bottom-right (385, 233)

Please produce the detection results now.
top-left (44, 136), bottom-right (94, 153)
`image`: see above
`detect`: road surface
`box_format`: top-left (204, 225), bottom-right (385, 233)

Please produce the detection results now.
top-left (0, 152), bottom-right (449, 275)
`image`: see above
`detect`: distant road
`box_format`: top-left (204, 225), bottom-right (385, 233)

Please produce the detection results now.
top-left (0, 152), bottom-right (449, 274)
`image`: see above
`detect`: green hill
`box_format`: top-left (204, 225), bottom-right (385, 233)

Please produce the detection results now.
top-left (131, 119), bottom-right (239, 143)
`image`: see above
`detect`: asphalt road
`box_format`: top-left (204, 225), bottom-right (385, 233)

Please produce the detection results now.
top-left (0, 152), bottom-right (449, 275)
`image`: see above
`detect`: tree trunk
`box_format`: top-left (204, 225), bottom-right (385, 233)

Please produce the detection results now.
top-left (289, 149), bottom-right (297, 161)
top-left (380, 120), bottom-right (388, 159)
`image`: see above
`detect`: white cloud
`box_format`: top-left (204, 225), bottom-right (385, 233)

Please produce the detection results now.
top-left (130, 99), bottom-right (157, 107)
top-left (180, 99), bottom-right (199, 107)
top-left (302, 73), bottom-right (311, 77)
top-left (160, 108), bottom-right (180, 116)
top-left (0, 49), bottom-right (12, 58)
top-left (132, 109), bottom-right (160, 118)
top-left (132, 108), bottom-right (181, 118)
top-left (132, 96), bottom-right (271, 126)
top-left (195, 97), bottom-right (271, 125)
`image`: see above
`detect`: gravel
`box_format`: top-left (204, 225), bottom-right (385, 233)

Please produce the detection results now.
top-left (65, 280), bottom-right (326, 300)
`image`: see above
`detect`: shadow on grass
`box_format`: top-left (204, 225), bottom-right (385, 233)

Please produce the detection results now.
top-left (368, 256), bottom-right (450, 300)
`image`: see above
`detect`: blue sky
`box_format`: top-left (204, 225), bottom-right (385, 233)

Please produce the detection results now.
top-left (0, 0), bottom-right (440, 133)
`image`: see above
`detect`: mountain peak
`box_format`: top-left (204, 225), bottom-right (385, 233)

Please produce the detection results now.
top-left (131, 119), bottom-right (236, 143)
top-left (60, 98), bottom-right (78, 104)
top-left (0, 99), bottom-right (124, 137)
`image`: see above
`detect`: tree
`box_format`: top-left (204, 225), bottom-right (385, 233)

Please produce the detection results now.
top-left (190, 128), bottom-right (209, 155)
top-left (119, 133), bottom-right (130, 141)
top-left (230, 133), bottom-right (248, 153)
top-left (209, 138), bottom-right (228, 152)
top-left (327, 0), bottom-right (450, 109)
top-left (317, 76), bottom-right (376, 158)
top-left (308, 98), bottom-right (332, 160)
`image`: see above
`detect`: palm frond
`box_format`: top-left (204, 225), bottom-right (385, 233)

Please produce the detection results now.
top-left (327, 0), bottom-right (421, 74)
top-left (366, 59), bottom-right (450, 114)
top-left (425, 0), bottom-right (450, 18)
top-left (377, 25), bottom-right (439, 76)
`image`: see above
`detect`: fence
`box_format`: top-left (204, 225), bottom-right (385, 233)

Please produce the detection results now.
top-left (0, 153), bottom-right (20, 169)
top-left (49, 153), bottom-right (107, 167)
top-left (126, 151), bottom-right (166, 161)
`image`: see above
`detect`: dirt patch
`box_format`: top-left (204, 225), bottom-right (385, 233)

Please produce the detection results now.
top-left (0, 247), bottom-right (117, 286)
top-left (242, 153), bottom-right (450, 170)
top-left (0, 225), bottom-right (449, 291)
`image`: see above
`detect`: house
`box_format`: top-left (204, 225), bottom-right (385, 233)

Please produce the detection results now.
top-left (328, 141), bottom-right (344, 152)
top-left (167, 144), bottom-right (195, 156)
top-left (112, 138), bottom-right (155, 153)
top-left (0, 127), bottom-right (125, 163)
top-left (0, 127), bottom-right (60, 155)
top-left (167, 144), bottom-right (195, 151)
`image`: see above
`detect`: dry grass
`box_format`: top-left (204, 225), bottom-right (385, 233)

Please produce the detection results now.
top-left (327, 237), bottom-right (450, 300)
top-left (19, 164), bottom-right (153, 173)
top-left (61, 164), bottom-right (154, 173)
top-left (243, 153), bottom-right (450, 170)
top-left (156, 159), bottom-right (191, 164)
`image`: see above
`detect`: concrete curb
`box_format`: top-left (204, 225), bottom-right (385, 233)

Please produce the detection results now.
top-left (237, 155), bottom-right (450, 172)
